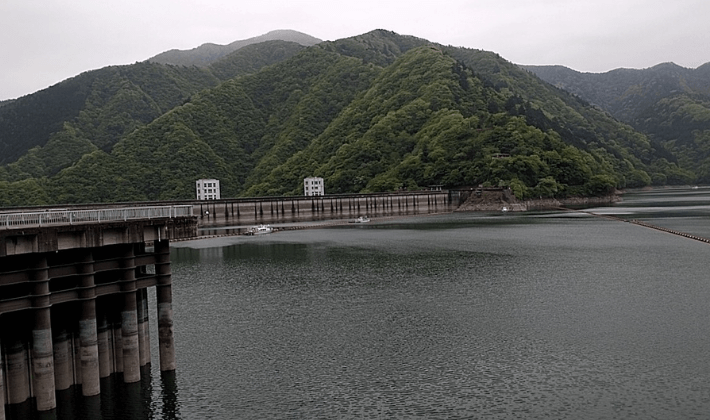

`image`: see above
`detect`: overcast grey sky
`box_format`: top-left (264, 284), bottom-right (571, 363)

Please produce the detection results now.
top-left (2, 0), bottom-right (708, 100)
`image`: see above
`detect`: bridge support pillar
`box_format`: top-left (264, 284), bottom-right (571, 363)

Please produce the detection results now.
top-left (80, 301), bottom-right (100, 394)
top-left (5, 338), bottom-right (29, 405)
top-left (121, 292), bottom-right (140, 383)
top-left (137, 288), bottom-right (151, 367)
top-left (31, 257), bottom-right (57, 412)
top-left (97, 312), bottom-right (112, 378)
top-left (79, 250), bottom-right (101, 396)
top-left (113, 314), bottom-right (124, 374)
top-left (32, 313), bottom-right (56, 411)
top-left (121, 246), bottom-right (141, 383)
top-left (155, 240), bottom-right (176, 372)
top-left (0, 339), bottom-right (5, 420)
top-left (53, 328), bottom-right (74, 391)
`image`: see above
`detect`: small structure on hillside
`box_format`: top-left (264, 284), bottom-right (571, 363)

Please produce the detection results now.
top-left (304, 177), bottom-right (324, 196)
top-left (196, 179), bottom-right (221, 200)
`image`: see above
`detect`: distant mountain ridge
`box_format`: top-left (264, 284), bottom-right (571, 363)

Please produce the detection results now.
top-left (524, 62), bottom-right (710, 181)
top-left (523, 62), bottom-right (710, 121)
top-left (148, 29), bottom-right (322, 67)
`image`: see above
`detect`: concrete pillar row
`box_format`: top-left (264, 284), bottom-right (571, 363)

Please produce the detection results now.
top-left (155, 240), bottom-right (176, 372)
top-left (31, 256), bottom-right (57, 412)
top-left (79, 249), bottom-right (101, 396)
top-left (120, 245), bottom-right (141, 384)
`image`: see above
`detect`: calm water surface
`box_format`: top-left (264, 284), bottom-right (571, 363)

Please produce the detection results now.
top-left (14, 187), bottom-right (710, 419)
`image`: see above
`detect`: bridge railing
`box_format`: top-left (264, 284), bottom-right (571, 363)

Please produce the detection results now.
top-left (0, 205), bottom-right (194, 229)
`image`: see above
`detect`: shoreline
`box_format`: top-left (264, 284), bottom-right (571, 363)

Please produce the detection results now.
top-left (455, 190), bottom-right (621, 212)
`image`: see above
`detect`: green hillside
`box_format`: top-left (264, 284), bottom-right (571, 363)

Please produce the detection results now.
top-left (0, 30), bottom-right (694, 207)
top-left (208, 40), bottom-right (306, 80)
top-left (525, 62), bottom-right (710, 182)
top-left (0, 40), bottom-right (307, 181)
top-left (0, 63), bottom-right (220, 167)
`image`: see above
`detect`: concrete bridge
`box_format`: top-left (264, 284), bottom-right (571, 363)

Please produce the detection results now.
top-left (0, 205), bottom-right (198, 417)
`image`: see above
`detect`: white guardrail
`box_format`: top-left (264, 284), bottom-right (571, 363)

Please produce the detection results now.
top-left (0, 205), bottom-right (194, 229)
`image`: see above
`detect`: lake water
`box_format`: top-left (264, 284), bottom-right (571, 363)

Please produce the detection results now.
top-left (10, 187), bottom-right (710, 419)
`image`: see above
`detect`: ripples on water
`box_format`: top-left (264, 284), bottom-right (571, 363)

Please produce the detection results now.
top-left (165, 198), bottom-right (710, 419)
top-left (12, 188), bottom-right (710, 419)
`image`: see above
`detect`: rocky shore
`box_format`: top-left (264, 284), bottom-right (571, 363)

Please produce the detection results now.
top-left (455, 189), bottom-right (621, 212)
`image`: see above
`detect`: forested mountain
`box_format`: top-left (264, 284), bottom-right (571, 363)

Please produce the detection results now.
top-left (525, 63), bottom-right (710, 181)
top-left (0, 40), bottom-right (306, 178)
top-left (0, 30), bottom-right (695, 206)
top-left (208, 40), bottom-right (307, 81)
top-left (0, 64), bottom-right (220, 166)
top-left (148, 30), bottom-right (321, 67)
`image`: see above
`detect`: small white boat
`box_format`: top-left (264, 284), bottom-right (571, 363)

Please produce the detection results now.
top-left (502, 207), bottom-right (509, 212)
top-left (246, 224), bottom-right (274, 235)
top-left (350, 215), bottom-right (370, 223)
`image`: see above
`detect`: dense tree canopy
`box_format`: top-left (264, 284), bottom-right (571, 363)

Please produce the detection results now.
top-left (526, 62), bottom-right (709, 185)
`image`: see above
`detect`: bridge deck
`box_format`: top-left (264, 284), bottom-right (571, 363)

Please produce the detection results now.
top-left (0, 205), bottom-right (193, 230)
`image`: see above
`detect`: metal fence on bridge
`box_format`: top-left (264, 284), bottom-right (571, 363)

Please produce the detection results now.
top-left (0, 205), bottom-right (194, 229)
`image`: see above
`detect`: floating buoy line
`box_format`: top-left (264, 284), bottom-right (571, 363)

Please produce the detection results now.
top-left (558, 207), bottom-right (710, 244)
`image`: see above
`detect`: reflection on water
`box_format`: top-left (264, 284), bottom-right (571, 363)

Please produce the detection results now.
top-left (8, 187), bottom-right (710, 419)
top-left (157, 371), bottom-right (180, 420)
top-left (166, 190), bottom-right (710, 419)
top-left (9, 367), bottom-right (180, 420)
